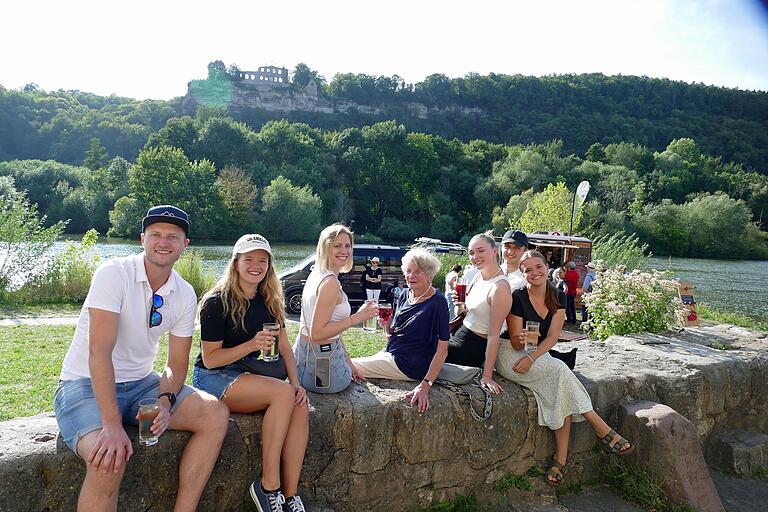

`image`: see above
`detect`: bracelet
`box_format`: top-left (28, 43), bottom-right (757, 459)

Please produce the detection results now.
top-left (525, 354), bottom-right (535, 365)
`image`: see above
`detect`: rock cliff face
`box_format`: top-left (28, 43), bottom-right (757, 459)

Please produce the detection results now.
top-left (181, 79), bottom-right (485, 121)
top-left (1, 324), bottom-right (766, 511)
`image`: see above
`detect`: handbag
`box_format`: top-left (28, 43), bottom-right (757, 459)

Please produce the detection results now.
top-left (548, 347), bottom-right (577, 370)
top-left (235, 355), bottom-right (288, 380)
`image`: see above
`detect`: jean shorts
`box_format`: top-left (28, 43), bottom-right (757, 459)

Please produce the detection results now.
top-left (192, 365), bottom-right (245, 399)
top-left (53, 372), bottom-right (195, 454)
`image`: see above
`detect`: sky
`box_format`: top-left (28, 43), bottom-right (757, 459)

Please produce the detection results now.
top-left (2, 0), bottom-right (768, 100)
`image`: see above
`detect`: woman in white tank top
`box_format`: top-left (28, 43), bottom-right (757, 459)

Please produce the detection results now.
top-left (294, 224), bottom-right (378, 393)
top-left (445, 232), bottom-right (512, 395)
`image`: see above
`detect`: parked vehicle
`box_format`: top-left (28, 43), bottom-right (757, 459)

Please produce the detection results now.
top-left (279, 238), bottom-right (467, 314)
top-left (279, 244), bottom-right (408, 314)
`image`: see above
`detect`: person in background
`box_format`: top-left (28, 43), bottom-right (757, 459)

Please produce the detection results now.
top-left (352, 248), bottom-right (450, 412)
top-left (193, 234), bottom-right (309, 512)
top-left (563, 261), bottom-right (579, 325)
top-left (445, 232), bottom-right (512, 395)
top-left (497, 250), bottom-right (634, 488)
top-left (362, 256), bottom-right (383, 301)
top-left (499, 229), bottom-right (528, 292)
top-left (551, 266), bottom-right (567, 292)
top-left (544, 248), bottom-right (558, 269)
top-left (391, 279), bottom-right (406, 313)
top-left (294, 224), bottom-right (378, 393)
top-left (581, 262), bottom-right (597, 322)
top-left (53, 205), bottom-right (229, 512)
top-left (444, 263), bottom-right (462, 321)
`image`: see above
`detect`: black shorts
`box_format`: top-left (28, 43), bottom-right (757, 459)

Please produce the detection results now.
top-left (446, 325), bottom-right (487, 368)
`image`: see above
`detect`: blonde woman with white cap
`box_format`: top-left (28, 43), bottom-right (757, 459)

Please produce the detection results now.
top-left (192, 234), bottom-right (309, 512)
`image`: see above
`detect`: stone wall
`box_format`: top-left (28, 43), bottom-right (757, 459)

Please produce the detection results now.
top-left (0, 324), bottom-right (766, 511)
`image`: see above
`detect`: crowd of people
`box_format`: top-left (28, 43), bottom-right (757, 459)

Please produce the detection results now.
top-left (54, 205), bottom-right (628, 512)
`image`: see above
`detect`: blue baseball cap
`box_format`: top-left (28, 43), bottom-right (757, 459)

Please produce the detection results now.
top-left (142, 205), bottom-right (189, 236)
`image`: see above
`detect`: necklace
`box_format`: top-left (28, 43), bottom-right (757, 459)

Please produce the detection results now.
top-left (482, 268), bottom-right (503, 281)
top-left (408, 286), bottom-right (433, 305)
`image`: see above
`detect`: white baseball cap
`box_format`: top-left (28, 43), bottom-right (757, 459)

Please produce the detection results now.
top-left (232, 234), bottom-right (272, 258)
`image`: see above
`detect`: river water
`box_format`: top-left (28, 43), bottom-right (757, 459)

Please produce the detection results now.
top-left (49, 239), bottom-right (768, 322)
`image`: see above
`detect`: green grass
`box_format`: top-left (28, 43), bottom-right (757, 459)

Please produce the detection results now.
top-left (697, 304), bottom-right (768, 332)
top-left (0, 322), bottom-right (386, 421)
top-left (600, 457), bottom-right (697, 512)
top-left (755, 467), bottom-right (768, 480)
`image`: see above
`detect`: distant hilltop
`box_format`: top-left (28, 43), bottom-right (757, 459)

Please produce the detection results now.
top-left (181, 60), bottom-right (483, 120)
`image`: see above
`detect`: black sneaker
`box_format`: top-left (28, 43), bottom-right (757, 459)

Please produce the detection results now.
top-left (249, 481), bottom-right (285, 512)
top-left (283, 495), bottom-right (306, 512)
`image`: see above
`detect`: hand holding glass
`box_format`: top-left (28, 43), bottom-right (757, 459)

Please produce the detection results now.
top-left (362, 300), bottom-right (378, 332)
top-left (525, 321), bottom-right (540, 350)
top-left (455, 277), bottom-right (467, 303)
top-left (262, 323), bottom-right (280, 362)
top-left (138, 398), bottom-right (160, 446)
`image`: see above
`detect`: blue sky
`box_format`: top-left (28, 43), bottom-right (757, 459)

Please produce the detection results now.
top-left (2, 0), bottom-right (767, 99)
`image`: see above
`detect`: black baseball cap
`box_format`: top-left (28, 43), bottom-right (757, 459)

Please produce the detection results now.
top-left (142, 205), bottom-right (189, 236)
top-left (501, 229), bottom-right (528, 248)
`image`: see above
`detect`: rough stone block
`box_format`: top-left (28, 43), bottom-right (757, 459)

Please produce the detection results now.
top-left (619, 400), bottom-right (724, 512)
top-left (706, 426), bottom-right (768, 477)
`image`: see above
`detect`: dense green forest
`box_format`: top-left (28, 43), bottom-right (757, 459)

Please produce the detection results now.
top-left (0, 65), bottom-right (767, 259)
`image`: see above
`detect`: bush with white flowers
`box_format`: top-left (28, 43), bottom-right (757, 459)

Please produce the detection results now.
top-left (583, 265), bottom-right (686, 341)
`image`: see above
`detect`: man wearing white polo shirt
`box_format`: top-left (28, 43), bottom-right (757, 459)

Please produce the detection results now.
top-left (54, 205), bottom-right (229, 512)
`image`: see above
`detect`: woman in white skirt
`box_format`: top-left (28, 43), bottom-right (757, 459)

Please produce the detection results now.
top-left (496, 250), bottom-right (635, 487)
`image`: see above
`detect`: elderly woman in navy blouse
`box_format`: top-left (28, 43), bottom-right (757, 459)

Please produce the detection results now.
top-left (352, 248), bottom-right (450, 412)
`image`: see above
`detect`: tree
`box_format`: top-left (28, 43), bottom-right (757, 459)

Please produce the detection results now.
top-left (291, 63), bottom-right (326, 88)
top-left (83, 138), bottom-right (108, 171)
top-left (518, 183), bottom-right (578, 233)
top-left (127, 145), bottom-right (219, 237)
top-left (216, 166), bottom-right (258, 237)
top-left (259, 177), bottom-right (322, 242)
top-left (585, 143), bottom-right (607, 163)
top-left (0, 177), bottom-right (66, 295)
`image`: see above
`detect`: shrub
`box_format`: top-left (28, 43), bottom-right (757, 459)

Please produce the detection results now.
top-left (10, 229), bottom-right (100, 303)
top-left (175, 249), bottom-right (217, 299)
top-left (0, 178), bottom-right (66, 298)
top-left (591, 232), bottom-right (651, 270)
top-left (584, 266), bottom-right (686, 340)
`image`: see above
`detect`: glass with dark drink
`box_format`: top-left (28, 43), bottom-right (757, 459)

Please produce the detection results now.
top-left (455, 277), bottom-right (467, 303)
top-left (378, 303), bottom-right (392, 322)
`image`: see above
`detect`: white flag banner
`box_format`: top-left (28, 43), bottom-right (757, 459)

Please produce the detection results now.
top-left (570, 180), bottom-right (591, 234)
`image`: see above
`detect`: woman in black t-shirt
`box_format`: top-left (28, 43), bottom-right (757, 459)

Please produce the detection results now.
top-left (496, 251), bottom-right (634, 488)
top-left (192, 234), bottom-right (308, 512)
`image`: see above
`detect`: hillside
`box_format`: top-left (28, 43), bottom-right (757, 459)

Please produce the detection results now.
top-left (2, 66), bottom-right (767, 171)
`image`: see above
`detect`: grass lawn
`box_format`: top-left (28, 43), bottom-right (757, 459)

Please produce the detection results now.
top-left (0, 322), bottom-right (386, 422)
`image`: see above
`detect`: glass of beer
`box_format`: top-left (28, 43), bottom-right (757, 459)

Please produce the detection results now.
top-left (378, 302), bottom-right (393, 322)
top-left (138, 398), bottom-right (160, 446)
top-left (262, 323), bottom-right (280, 362)
top-left (525, 321), bottom-right (540, 350)
top-left (455, 277), bottom-right (467, 303)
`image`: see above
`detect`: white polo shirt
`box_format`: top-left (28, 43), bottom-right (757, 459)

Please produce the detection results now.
top-left (60, 253), bottom-right (197, 383)
top-left (506, 270), bottom-right (527, 292)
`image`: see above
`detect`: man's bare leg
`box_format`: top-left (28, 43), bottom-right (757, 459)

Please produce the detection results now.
top-left (168, 391), bottom-right (230, 512)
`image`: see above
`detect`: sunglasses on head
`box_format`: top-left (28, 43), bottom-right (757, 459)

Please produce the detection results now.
top-left (149, 294), bottom-right (164, 327)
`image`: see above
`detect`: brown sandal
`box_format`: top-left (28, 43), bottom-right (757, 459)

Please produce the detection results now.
top-left (598, 428), bottom-right (635, 456)
top-left (545, 458), bottom-right (566, 487)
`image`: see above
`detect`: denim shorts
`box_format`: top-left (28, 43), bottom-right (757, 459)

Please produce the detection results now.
top-left (53, 372), bottom-right (195, 454)
top-left (192, 359), bottom-right (288, 399)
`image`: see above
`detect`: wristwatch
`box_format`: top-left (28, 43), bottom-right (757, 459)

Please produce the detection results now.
top-left (158, 392), bottom-right (177, 407)
top-left (422, 378), bottom-right (433, 387)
